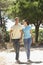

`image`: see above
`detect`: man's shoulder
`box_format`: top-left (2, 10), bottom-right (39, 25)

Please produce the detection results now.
top-left (18, 23), bottom-right (22, 27)
top-left (11, 24), bottom-right (15, 28)
top-left (17, 24), bottom-right (23, 30)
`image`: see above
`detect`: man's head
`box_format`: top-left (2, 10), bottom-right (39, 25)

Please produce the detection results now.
top-left (15, 17), bottom-right (19, 25)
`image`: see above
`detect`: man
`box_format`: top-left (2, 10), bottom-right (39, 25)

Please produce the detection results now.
top-left (10, 17), bottom-right (22, 63)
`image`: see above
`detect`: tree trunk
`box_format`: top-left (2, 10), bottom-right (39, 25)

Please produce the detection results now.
top-left (0, 10), bottom-right (2, 27)
top-left (35, 25), bottom-right (39, 43)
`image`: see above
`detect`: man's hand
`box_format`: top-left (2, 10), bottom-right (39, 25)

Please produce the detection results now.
top-left (19, 39), bottom-right (22, 43)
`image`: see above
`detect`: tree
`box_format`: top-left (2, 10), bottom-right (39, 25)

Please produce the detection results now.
top-left (0, 0), bottom-right (14, 44)
top-left (10, 0), bottom-right (43, 43)
top-left (2, 0), bottom-right (43, 43)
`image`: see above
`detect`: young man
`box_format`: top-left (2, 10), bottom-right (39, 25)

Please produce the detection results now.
top-left (10, 17), bottom-right (22, 63)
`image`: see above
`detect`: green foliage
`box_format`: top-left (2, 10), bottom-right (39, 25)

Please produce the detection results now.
top-left (0, 0), bottom-right (10, 9)
top-left (0, 27), bottom-right (6, 43)
top-left (0, 27), bottom-right (10, 42)
top-left (32, 29), bottom-right (43, 42)
top-left (6, 0), bottom-right (43, 23)
top-left (5, 31), bottom-right (10, 42)
top-left (5, 0), bottom-right (43, 42)
top-left (39, 29), bottom-right (43, 42)
top-left (0, 0), bottom-right (43, 42)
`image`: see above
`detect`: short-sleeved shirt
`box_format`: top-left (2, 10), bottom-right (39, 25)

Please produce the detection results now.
top-left (11, 24), bottom-right (22, 39)
top-left (23, 25), bottom-right (32, 39)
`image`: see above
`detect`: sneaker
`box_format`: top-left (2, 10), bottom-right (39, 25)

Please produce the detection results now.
top-left (27, 59), bottom-right (33, 63)
top-left (16, 60), bottom-right (20, 63)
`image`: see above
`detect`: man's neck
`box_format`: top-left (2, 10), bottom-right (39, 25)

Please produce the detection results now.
top-left (15, 23), bottom-right (18, 25)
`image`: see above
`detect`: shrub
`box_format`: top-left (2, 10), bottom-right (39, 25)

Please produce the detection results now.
top-left (38, 29), bottom-right (43, 43)
top-left (5, 31), bottom-right (10, 42)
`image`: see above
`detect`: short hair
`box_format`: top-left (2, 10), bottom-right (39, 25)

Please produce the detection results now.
top-left (15, 17), bottom-right (19, 20)
top-left (24, 19), bottom-right (29, 25)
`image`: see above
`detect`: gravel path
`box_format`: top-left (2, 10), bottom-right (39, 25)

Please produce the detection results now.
top-left (0, 48), bottom-right (43, 65)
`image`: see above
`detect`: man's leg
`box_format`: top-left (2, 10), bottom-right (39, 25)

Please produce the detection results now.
top-left (13, 39), bottom-right (20, 60)
top-left (16, 39), bottom-right (20, 60)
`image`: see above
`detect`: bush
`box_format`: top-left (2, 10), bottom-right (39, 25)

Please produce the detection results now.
top-left (38, 29), bottom-right (43, 43)
top-left (32, 29), bottom-right (43, 44)
top-left (5, 31), bottom-right (10, 42)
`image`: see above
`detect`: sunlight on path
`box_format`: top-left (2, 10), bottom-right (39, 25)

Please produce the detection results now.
top-left (0, 49), bottom-right (43, 65)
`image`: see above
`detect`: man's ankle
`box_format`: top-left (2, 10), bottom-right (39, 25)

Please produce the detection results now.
top-left (16, 60), bottom-right (20, 62)
top-left (27, 59), bottom-right (32, 62)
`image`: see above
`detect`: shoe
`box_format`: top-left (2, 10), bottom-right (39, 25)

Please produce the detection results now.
top-left (16, 60), bottom-right (20, 63)
top-left (27, 59), bottom-right (33, 63)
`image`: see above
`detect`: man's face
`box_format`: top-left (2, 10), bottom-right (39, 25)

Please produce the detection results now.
top-left (15, 18), bottom-right (19, 24)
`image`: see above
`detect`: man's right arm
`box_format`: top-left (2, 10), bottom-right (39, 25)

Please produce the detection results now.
top-left (9, 28), bottom-right (13, 42)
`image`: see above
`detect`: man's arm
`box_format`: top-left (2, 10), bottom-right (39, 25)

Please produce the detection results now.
top-left (9, 29), bottom-right (13, 43)
top-left (19, 30), bottom-right (23, 43)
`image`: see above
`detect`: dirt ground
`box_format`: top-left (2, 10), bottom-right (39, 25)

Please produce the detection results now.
top-left (0, 47), bottom-right (43, 65)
